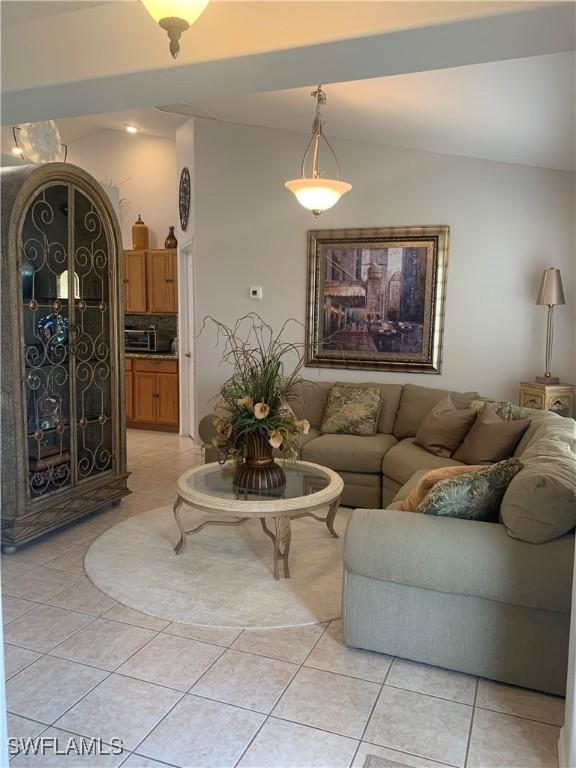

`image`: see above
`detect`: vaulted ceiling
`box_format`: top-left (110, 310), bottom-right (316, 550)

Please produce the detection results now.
top-left (1, 1), bottom-right (574, 171)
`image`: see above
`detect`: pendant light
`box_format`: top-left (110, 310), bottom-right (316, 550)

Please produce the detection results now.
top-left (285, 85), bottom-right (351, 216)
top-left (141, 0), bottom-right (210, 59)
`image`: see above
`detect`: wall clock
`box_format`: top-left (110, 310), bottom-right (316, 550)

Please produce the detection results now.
top-left (179, 167), bottom-right (191, 232)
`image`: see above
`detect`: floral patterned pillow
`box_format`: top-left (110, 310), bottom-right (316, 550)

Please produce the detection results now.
top-left (321, 384), bottom-right (382, 436)
top-left (418, 458), bottom-right (523, 522)
top-left (470, 399), bottom-right (518, 422)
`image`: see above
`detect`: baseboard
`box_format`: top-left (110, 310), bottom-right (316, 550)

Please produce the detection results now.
top-left (558, 725), bottom-right (573, 768)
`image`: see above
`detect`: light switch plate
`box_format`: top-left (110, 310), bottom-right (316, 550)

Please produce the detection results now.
top-left (249, 286), bottom-right (263, 300)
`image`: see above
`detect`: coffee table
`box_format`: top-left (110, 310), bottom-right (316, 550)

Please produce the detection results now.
top-left (172, 460), bottom-right (343, 580)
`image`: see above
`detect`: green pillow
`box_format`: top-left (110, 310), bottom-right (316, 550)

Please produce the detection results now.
top-left (321, 384), bottom-right (382, 436)
top-left (419, 458), bottom-right (523, 522)
top-left (470, 398), bottom-right (518, 422)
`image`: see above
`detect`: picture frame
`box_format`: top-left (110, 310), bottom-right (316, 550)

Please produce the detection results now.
top-left (306, 225), bottom-right (449, 373)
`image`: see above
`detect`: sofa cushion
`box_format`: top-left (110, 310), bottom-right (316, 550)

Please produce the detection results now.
top-left (501, 415), bottom-right (576, 544)
top-left (302, 433), bottom-right (397, 474)
top-left (419, 458), bottom-right (523, 522)
top-left (321, 384), bottom-right (382, 436)
top-left (375, 384), bottom-right (404, 434)
top-left (382, 438), bottom-right (463, 486)
top-left (454, 406), bottom-right (530, 464)
top-left (344, 508), bottom-right (574, 613)
top-left (393, 384), bottom-right (479, 440)
top-left (413, 396), bottom-right (476, 458)
top-left (289, 381), bottom-right (330, 429)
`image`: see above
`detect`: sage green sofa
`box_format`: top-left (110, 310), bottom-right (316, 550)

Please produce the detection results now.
top-left (199, 381), bottom-right (575, 694)
top-left (199, 381), bottom-right (481, 508)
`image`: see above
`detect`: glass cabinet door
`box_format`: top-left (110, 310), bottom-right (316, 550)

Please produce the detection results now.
top-left (73, 188), bottom-right (114, 482)
top-left (21, 184), bottom-right (73, 498)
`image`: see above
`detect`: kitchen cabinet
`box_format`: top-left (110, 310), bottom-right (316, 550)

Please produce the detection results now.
top-left (126, 357), bottom-right (179, 432)
top-left (123, 249), bottom-right (177, 314)
top-left (123, 250), bottom-right (147, 313)
top-left (125, 359), bottom-right (134, 422)
top-left (147, 249), bottom-right (178, 314)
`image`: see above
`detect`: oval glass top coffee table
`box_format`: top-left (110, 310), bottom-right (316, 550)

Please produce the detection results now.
top-left (173, 460), bottom-right (343, 580)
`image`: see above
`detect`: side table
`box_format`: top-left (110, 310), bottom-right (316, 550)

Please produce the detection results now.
top-left (519, 381), bottom-right (576, 418)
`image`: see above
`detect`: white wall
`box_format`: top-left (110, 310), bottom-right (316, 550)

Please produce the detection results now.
top-left (67, 130), bottom-right (177, 249)
top-left (190, 119), bottom-right (575, 423)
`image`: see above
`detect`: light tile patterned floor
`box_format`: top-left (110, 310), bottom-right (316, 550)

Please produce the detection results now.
top-left (1, 430), bottom-right (564, 768)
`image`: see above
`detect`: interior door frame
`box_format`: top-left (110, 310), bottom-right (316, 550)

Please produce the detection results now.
top-left (177, 238), bottom-right (196, 439)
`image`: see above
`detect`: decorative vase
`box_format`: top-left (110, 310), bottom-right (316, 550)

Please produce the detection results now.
top-left (233, 431), bottom-right (286, 493)
top-left (132, 215), bottom-right (149, 250)
top-left (165, 226), bottom-right (178, 249)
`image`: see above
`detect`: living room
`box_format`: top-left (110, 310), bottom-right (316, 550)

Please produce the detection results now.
top-left (1, 1), bottom-right (575, 767)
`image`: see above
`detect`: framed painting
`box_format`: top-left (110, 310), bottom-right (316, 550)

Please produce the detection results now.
top-left (306, 226), bottom-right (449, 373)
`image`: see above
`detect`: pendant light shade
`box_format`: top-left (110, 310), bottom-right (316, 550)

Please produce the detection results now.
top-left (142, 0), bottom-right (210, 58)
top-left (285, 85), bottom-right (351, 216)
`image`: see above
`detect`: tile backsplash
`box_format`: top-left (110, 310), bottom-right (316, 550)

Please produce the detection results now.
top-left (124, 314), bottom-right (178, 340)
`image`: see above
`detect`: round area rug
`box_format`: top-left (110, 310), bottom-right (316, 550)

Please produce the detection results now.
top-left (85, 505), bottom-right (348, 629)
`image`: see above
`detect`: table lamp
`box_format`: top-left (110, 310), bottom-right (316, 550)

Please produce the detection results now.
top-left (536, 267), bottom-right (565, 384)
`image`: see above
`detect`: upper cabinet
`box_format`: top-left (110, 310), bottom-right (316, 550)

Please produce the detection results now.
top-left (123, 249), bottom-right (178, 314)
top-left (123, 250), bottom-right (147, 313)
top-left (147, 249), bottom-right (178, 314)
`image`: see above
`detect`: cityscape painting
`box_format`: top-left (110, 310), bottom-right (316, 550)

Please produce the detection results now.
top-left (306, 226), bottom-right (449, 373)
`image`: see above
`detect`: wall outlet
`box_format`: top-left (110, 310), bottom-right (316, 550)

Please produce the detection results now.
top-left (249, 286), bottom-right (263, 300)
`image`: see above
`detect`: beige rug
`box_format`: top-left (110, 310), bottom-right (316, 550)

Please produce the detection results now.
top-left (85, 505), bottom-right (348, 629)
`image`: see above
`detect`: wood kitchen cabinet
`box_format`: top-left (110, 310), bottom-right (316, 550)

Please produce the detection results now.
top-left (123, 250), bottom-right (147, 313)
top-left (126, 357), bottom-right (179, 432)
top-left (147, 249), bottom-right (178, 314)
top-left (123, 249), bottom-right (177, 314)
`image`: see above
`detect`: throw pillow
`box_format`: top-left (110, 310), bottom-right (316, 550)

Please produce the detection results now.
top-left (401, 465), bottom-right (486, 512)
top-left (413, 396), bottom-right (477, 458)
top-left (321, 384), bottom-right (382, 436)
top-left (453, 406), bottom-right (531, 464)
top-left (418, 458), bottom-right (523, 522)
top-left (470, 398), bottom-right (517, 422)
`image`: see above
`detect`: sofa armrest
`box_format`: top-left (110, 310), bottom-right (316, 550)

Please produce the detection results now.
top-left (344, 508), bottom-right (573, 612)
top-left (198, 413), bottom-right (217, 446)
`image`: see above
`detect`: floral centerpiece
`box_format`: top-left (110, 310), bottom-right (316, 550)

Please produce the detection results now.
top-left (204, 315), bottom-right (310, 491)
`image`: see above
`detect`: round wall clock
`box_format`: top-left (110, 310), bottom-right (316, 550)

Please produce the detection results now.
top-left (179, 167), bottom-right (191, 232)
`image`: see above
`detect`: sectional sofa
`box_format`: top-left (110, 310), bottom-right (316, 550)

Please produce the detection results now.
top-left (199, 380), bottom-right (576, 695)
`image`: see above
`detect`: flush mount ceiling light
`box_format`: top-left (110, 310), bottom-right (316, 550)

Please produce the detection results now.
top-left (125, 125), bottom-right (139, 134)
top-left (285, 85), bottom-right (351, 217)
top-left (141, 0), bottom-right (210, 59)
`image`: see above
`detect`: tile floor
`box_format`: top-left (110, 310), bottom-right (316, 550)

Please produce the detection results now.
top-left (1, 430), bottom-right (565, 768)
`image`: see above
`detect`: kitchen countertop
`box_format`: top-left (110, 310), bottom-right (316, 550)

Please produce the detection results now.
top-left (125, 352), bottom-right (178, 360)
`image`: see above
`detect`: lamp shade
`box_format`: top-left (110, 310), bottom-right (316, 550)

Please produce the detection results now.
top-left (284, 178), bottom-right (352, 215)
top-left (141, 0), bottom-right (209, 24)
top-left (536, 267), bottom-right (565, 306)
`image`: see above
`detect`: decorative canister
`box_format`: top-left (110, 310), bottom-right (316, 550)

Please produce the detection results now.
top-left (165, 226), bottom-right (178, 249)
top-left (132, 215), bottom-right (149, 250)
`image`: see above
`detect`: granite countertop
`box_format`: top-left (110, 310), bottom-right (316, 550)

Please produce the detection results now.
top-left (125, 352), bottom-right (178, 360)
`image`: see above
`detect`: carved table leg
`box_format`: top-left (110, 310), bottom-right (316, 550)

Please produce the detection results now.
top-left (326, 496), bottom-right (341, 538)
top-left (260, 516), bottom-right (292, 580)
top-left (173, 496), bottom-right (186, 554)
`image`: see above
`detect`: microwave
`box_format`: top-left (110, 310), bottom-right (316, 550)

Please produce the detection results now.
top-left (124, 329), bottom-right (172, 353)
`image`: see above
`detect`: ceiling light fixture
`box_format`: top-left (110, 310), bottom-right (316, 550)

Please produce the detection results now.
top-left (125, 125), bottom-right (139, 134)
top-left (141, 0), bottom-right (210, 59)
top-left (285, 85), bottom-right (351, 217)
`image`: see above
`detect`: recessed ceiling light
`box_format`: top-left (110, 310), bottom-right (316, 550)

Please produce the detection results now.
top-left (125, 125), bottom-right (138, 134)
top-left (11, 146), bottom-right (23, 156)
